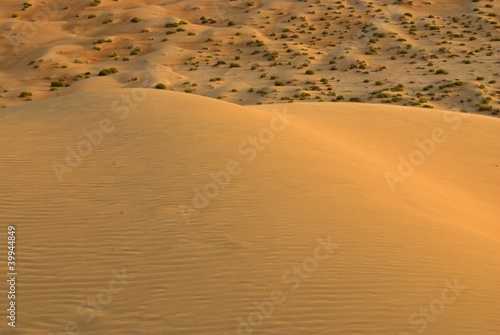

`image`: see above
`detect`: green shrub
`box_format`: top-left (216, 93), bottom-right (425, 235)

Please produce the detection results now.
top-left (391, 84), bottom-right (404, 92)
top-left (98, 68), bottom-right (119, 76)
top-left (155, 83), bottom-right (167, 89)
top-left (130, 17), bottom-right (142, 23)
top-left (19, 91), bottom-right (32, 98)
top-left (93, 39), bottom-right (108, 44)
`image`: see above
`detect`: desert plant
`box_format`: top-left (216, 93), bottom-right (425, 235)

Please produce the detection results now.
top-left (50, 81), bottom-right (64, 87)
top-left (19, 91), bottom-right (32, 98)
top-left (98, 68), bottom-right (119, 76)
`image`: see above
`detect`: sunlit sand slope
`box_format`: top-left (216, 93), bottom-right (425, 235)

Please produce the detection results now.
top-left (0, 90), bottom-right (498, 334)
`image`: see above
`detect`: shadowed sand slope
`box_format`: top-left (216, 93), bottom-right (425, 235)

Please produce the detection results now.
top-left (0, 90), bottom-right (499, 334)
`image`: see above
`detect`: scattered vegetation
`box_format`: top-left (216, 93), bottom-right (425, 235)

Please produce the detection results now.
top-left (98, 68), bottom-right (119, 76)
top-left (19, 91), bottom-right (32, 98)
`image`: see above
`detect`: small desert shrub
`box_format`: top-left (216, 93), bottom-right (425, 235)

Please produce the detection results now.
top-left (19, 91), bottom-right (32, 98)
top-left (305, 70), bottom-right (315, 75)
top-left (155, 83), bottom-right (167, 89)
top-left (391, 84), bottom-right (404, 92)
top-left (200, 16), bottom-right (217, 24)
top-left (51, 81), bottom-right (64, 87)
top-left (93, 38), bottom-right (112, 44)
top-left (98, 68), bottom-right (119, 76)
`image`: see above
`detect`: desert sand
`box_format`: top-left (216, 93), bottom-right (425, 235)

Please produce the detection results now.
top-left (1, 0), bottom-right (499, 115)
top-left (0, 0), bottom-right (499, 334)
top-left (0, 89), bottom-right (498, 334)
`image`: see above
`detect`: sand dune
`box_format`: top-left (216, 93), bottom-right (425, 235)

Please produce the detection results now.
top-left (1, 0), bottom-right (499, 115)
top-left (0, 90), bottom-right (498, 334)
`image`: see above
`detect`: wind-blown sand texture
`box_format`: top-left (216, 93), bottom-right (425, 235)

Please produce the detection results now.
top-left (0, 89), bottom-right (498, 334)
